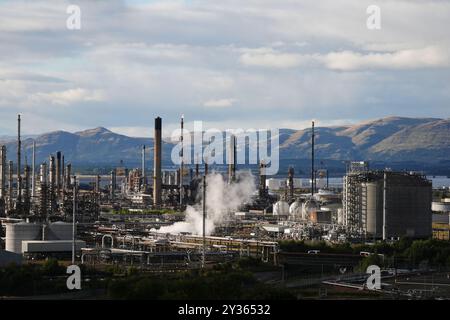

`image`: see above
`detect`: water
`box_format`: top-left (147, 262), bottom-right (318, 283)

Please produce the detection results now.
top-left (77, 175), bottom-right (450, 190)
top-left (324, 176), bottom-right (450, 189)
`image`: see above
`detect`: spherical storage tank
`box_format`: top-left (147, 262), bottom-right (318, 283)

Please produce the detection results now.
top-left (5, 222), bottom-right (41, 254)
top-left (289, 200), bottom-right (303, 219)
top-left (273, 200), bottom-right (289, 216)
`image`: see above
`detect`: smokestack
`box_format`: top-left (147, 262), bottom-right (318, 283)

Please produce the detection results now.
top-left (31, 141), bottom-right (36, 199)
top-left (96, 175), bottom-right (101, 194)
top-left (0, 146), bottom-right (5, 216)
top-left (142, 145), bottom-right (146, 191)
top-left (39, 162), bottom-right (48, 219)
top-left (49, 155), bottom-right (56, 213)
top-left (180, 115), bottom-right (184, 208)
top-left (288, 166), bottom-right (294, 201)
top-left (0, 146), bottom-right (6, 200)
top-left (228, 135), bottom-right (236, 183)
top-left (311, 121), bottom-right (315, 196)
top-left (66, 164), bottom-right (72, 190)
top-left (56, 151), bottom-right (62, 198)
top-left (17, 114), bottom-right (21, 205)
top-left (153, 117), bottom-right (162, 206)
top-left (8, 160), bottom-right (13, 213)
top-left (259, 161), bottom-right (267, 198)
top-left (24, 165), bottom-right (30, 214)
top-left (61, 154), bottom-right (65, 196)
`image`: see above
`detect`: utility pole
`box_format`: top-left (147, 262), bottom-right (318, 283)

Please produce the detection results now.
top-left (202, 167), bottom-right (207, 269)
top-left (72, 175), bottom-right (77, 264)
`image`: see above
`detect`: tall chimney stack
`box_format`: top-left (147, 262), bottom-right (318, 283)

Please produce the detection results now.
top-left (288, 166), bottom-right (294, 202)
top-left (311, 121), bottom-right (315, 197)
top-left (153, 117), bottom-right (162, 206)
top-left (142, 145), bottom-right (146, 191)
top-left (8, 160), bottom-right (13, 213)
top-left (66, 163), bottom-right (72, 190)
top-left (0, 146), bottom-right (6, 200)
top-left (17, 114), bottom-right (22, 205)
top-left (228, 135), bottom-right (237, 183)
top-left (56, 151), bottom-right (62, 198)
top-left (180, 115), bottom-right (184, 208)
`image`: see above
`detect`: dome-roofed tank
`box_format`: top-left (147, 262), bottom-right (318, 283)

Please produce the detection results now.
top-left (273, 200), bottom-right (289, 216)
top-left (302, 198), bottom-right (319, 221)
top-left (5, 222), bottom-right (41, 254)
top-left (289, 199), bottom-right (302, 219)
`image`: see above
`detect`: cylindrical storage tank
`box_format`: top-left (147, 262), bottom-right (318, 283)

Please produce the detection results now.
top-left (337, 208), bottom-right (344, 225)
top-left (5, 222), bottom-right (41, 254)
top-left (273, 200), bottom-right (289, 216)
top-left (47, 221), bottom-right (73, 240)
top-left (289, 200), bottom-right (302, 219)
top-left (363, 181), bottom-right (383, 238)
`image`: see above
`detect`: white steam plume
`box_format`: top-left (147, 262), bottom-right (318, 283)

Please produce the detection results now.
top-left (157, 171), bottom-right (255, 235)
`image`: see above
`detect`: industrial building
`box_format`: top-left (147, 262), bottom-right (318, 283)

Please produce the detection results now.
top-left (343, 166), bottom-right (432, 239)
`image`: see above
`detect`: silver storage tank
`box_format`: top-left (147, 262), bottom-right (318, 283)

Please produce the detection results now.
top-left (5, 222), bottom-right (41, 254)
top-left (363, 181), bottom-right (383, 238)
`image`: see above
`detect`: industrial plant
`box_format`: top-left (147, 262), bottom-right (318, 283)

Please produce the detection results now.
top-left (0, 114), bottom-right (447, 300)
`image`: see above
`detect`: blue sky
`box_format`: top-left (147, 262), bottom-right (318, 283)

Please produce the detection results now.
top-left (0, 0), bottom-right (449, 137)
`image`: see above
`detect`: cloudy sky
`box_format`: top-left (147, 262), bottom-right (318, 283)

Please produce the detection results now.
top-left (0, 0), bottom-right (449, 137)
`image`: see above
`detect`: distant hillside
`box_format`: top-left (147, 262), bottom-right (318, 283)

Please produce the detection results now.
top-left (0, 116), bottom-right (449, 167)
top-left (0, 127), bottom-right (173, 166)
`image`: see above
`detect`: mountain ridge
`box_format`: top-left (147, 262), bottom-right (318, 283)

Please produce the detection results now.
top-left (0, 116), bottom-right (448, 166)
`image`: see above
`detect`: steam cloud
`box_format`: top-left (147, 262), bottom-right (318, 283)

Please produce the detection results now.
top-left (158, 171), bottom-right (256, 235)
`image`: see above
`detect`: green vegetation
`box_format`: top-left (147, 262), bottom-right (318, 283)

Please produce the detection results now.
top-left (107, 261), bottom-right (294, 300)
top-left (0, 259), bottom-right (109, 297)
top-left (280, 238), bottom-right (450, 270)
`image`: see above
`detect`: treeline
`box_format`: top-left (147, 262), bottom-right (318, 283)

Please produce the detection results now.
top-left (0, 259), bottom-right (107, 296)
top-left (107, 259), bottom-right (294, 300)
top-left (279, 238), bottom-right (450, 269)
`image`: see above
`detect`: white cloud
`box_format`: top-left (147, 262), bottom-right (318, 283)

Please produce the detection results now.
top-left (323, 46), bottom-right (450, 71)
top-left (239, 49), bottom-right (309, 68)
top-left (30, 88), bottom-right (105, 106)
top-left (0, 0), bottom-right (449, 135)
top-left (203, 98), bottom-right (237, 108)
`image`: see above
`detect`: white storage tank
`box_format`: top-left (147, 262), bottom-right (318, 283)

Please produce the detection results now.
top-left (47, 221), bottom-right (73, 240)
top-left (337, 208), bottom-right (345, 225)
top-left (5, 222), bottom-right (41, 254)
top-left (273, 200), bottom-right (289, 216)
top-left (289, 200), bottom-right (303, 219)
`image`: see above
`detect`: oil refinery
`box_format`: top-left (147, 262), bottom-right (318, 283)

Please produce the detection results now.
top-left (0, 115), bottom-right (440, 262)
